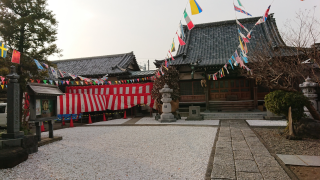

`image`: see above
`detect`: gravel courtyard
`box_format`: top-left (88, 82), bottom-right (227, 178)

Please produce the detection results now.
top-left (0, 126), bottom-right (217, 180)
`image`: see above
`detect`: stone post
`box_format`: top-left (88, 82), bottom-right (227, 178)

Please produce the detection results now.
top-left (299, 77), bottom-right (318, 119)
top-left (2, 66), bottom-right (24, 139)
top-left (158, 84), bottom-right (176, 122)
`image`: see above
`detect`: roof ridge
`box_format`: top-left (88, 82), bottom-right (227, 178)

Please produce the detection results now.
top-left (183, 14), bottom-right (274, 29)
top-left (50, 51), bottom-right (134, 63)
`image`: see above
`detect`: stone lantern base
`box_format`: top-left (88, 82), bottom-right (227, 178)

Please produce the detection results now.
top-left (158, 113), bottom-right (176, 123)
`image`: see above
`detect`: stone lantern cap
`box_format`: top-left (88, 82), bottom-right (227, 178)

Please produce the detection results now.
top-left (299, 77), bottom-right (318, 88)
top-left (159, 83), bottom-right (173, 93)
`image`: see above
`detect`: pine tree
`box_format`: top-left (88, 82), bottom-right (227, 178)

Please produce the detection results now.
top-left (0, 0), bottom-right (62, 129)
top-left (151, 66), bottom-right (180, 105)
top-left (0, 0), bottom-right (62, 90)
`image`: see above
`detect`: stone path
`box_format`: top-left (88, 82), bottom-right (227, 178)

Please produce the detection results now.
top-left (277, 154), bottom-right (320, 166)
top-left (211, 120), bottom-right (290, 180)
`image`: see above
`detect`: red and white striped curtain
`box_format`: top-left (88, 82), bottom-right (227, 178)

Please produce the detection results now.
top-left (57, 93), bottom-right (81, 115)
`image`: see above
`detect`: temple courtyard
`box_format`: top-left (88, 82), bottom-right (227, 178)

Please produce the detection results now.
top-left (0, 118), bottom-right (319, 179)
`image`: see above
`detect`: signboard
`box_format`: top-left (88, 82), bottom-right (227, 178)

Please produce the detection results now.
top-left (36, 99), bottom-right (41, 115)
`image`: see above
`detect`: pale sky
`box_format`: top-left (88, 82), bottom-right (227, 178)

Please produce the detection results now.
top-left (47, 0), bottom-right (320, 70)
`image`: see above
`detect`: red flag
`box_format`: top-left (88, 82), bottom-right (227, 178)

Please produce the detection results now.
top-left (11, 50), bottom-right (20, 64)
top-left (168, 50), bottom-right (174, 60)
top-left (176, 32), bottom-right (186, 46)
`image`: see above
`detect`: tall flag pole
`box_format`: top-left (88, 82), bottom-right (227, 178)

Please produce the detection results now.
top-left (184, 9), bottom-right (195, 30)
top-left (189, 0), bottom-right (203, 15)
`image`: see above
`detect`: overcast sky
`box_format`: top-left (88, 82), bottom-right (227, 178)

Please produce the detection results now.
top-left (47, 0), bottom-right (319, 70)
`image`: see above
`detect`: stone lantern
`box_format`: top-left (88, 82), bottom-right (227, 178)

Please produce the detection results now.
top-left (158, 84), bottom-right (176, 122)
top-left (299, 77), bottom-right (318, 118)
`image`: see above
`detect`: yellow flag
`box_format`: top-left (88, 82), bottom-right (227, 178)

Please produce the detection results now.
top-left (1, 85), bottom-right (3, 89)
top-left (76, 81), bottom-right (79, 85)
top-left (239, 36), bottom-right (244, 51)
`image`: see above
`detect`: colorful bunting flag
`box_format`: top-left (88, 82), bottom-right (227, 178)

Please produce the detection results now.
top-left (49, 80), bottom-right (53, 85)
top-left (228, 60), bottom-right (234, 70)
top-left (34, 59), bottom-right (44, 70)
top-left (11, 50), bottom-right (20, 64)
top-left (59, 70), bottom-right (64, 78)
top-left (180, 21), bottom-right (185, 39)
top-left (238, 29), bottom-right (250, 43)
top-left (237, 0), bottom-right (245, 8)
top-left (189, 0), bottom-right (203, 15)
top-left (42, 63), bottom-right (49, 68)
top-left (43, 80), bottom-right (47, 84)
top-left (171, 38), bottom-right (175, 52)
top-left (50, 67), bottom-right (58, 78)
top-left (247, 30), bottom-right (252, 39)
top-left (55, 81), bottom-right (58, 86)
top-left (236, 19), bottom-right (249, 32)
top-left (184, 9), bottom-right (195, 30)
top-left (234, 5), bottom-right (252, 16)
top-left (263, 5), bottom-right (271, 22)
top-left (0, 42), bottom-right (7, 58)
top-left (176, 32), bottom-right (186, 46)
top-left (255, 18), bottom-right (264, 25)
top-left (234, 50), bottom-right (244, 67)
top-left (169, 50), bottom-right (174, 60)
top-left (224, 64), bottom-right (229, 74)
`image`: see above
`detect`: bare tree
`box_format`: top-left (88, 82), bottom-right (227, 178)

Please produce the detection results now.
top-left (242, 9), bottom-right (320, 120)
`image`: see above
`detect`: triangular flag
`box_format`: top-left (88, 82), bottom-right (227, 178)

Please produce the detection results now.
top-left (180, 21), bottom-right (185, 39)
top-left (224, 64), bottom-right (229, 74)
top-left (43, 80), bottom-right (47, 84)
top-left (169, 50), bottom-right (175, 60)
top-left (76, 81), bottom-right (79, 85)
top-left (247, 30), bottom-right (252, 39)
top-left (66, 81), bottom-right (69, 85)
top-left (37, 79), bottom-right (40, 83)
top-left (0, 77), bottom-right (4, 81)
top-left (127, 80), bottom-right (129, 83)
top-left (55, 81), bottom-right (58, 86)
top-left (255, 18), bottom-right (264, 25)
top-left (189, 0), bottom-right (203, 15)
top-left (237, 0), bottom-right (245, 8)
top-left (176, 32), bottom-right (186, 46)
top-left (48, 80), bottom-right (52, 84)
top-left (238, 29), bottom-right (250, 43)
top-left (34, 59), bottom-right (44, 70)
top-left (1, 85), bottom-right (3, 89)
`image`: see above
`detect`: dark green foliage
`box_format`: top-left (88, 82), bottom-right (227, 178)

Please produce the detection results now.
top-left (151, 66), bottom-right (180, 104)
top-left (0, 0), bottom-right (62, 91)
top-left (265, 90), bottom-right (310, 121)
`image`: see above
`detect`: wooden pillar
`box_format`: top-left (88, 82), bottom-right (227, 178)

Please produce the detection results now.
top-left (35, 121), bottom-right (41, 141)
top-left (48, 120), bottom-right (53, 138)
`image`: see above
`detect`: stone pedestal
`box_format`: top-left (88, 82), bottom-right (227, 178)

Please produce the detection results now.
top-left (263, 109), bottom-right (283, 120)
top-left (1, 66), bottom-right (24, 139)
top-left (158, 84), bottom-right (176, 123)
top-left (186, 106), bottom-right (203, 121)
top-left (299, 77), bottom-right (318, 119)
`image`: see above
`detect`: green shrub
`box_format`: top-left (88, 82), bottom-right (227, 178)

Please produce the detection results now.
top-left (264, 90), bottom-right (310, 121)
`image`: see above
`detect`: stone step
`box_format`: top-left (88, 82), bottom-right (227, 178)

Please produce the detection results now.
top-left (201, 112), bottom-right (267, 120)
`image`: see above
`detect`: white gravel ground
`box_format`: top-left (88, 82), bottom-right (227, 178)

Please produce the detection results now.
top-left (0, 126), bottom-right (217, 180)
top-left (246, 120), bottom-right (287, 126)
top-left (86, 118), bottom-right (131, 125)
top-left (136, 117), bottom-right (220, 125)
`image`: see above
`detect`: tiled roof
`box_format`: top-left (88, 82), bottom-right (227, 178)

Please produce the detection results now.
top-left (154, 14), bottom-right (292, 67)
top-left (51, 52), bottom-right (140, 78)
top-left (129, 70), bottom-right (156, 76)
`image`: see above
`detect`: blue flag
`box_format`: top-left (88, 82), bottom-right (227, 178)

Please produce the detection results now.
top-left (34, 59), bottom-right (44, 70)
top-left (180, 21), bottom-right (185, 39)
top-left (229, 60), bottom-right (234, 70)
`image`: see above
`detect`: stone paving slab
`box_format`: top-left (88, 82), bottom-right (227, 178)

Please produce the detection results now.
top-left (212, 120), bottom-right (290, 179)
top-left (135, 117), bottom-right (219, 125)
top-left (86, 118), bottom-right (131, 125)
top-left (277, 154), bottom-right (307, 166)
top-left (277, 154), bottom-right (320, 166)
top-left (246, 120), bottom-right (287, 126)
